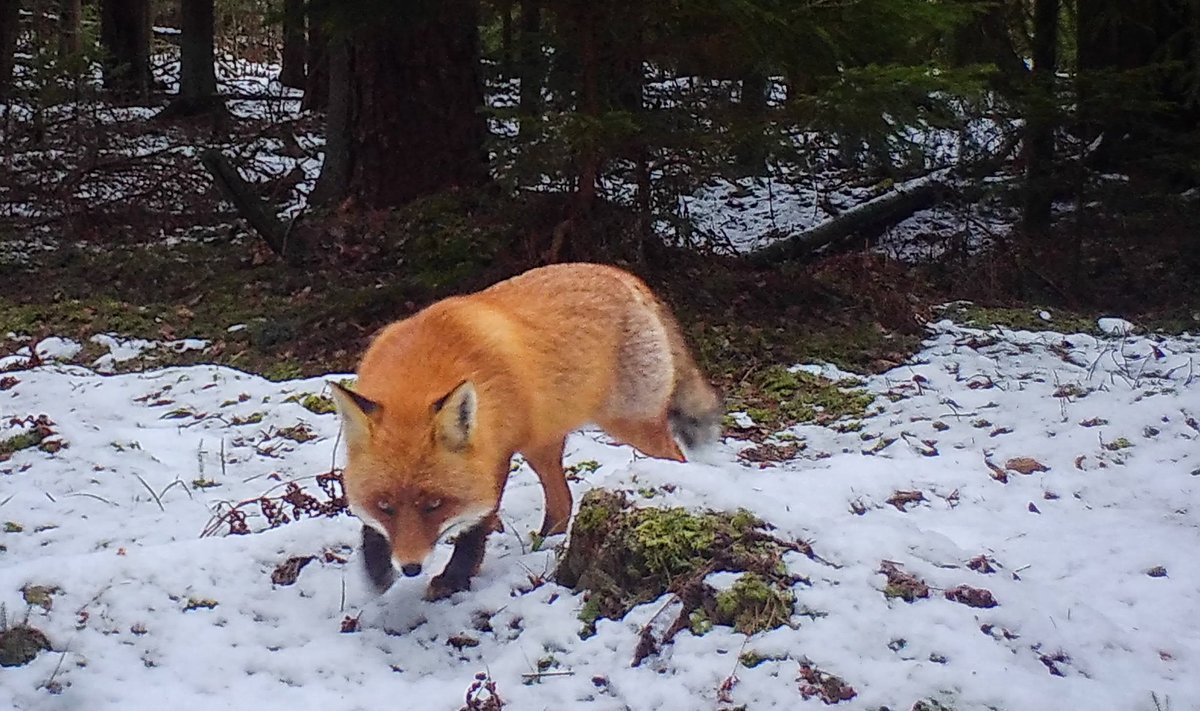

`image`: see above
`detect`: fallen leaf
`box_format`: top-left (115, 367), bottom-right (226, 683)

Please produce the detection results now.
top-left (886, 490), bottom-right (925, 512)
top-left (1006, 457), bottom-right (1049, 475)
top-left (944, 585), bottom-right (998, 608)
top-left (270, 555), bottom-right (315, 586)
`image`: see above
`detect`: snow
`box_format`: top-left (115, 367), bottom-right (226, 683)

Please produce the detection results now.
top-left (88, 334), bottom-right (210, 373)
top-left (2, 319), bottom-right (1197, 708)
top-left (1098, 317), bottom-right (1136, 337)
top-left (0, 337), bottom-right (83, 368)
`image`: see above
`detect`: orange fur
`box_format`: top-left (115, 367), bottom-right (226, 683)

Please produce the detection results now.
top-left (332, 263), bottom-right (720, 595)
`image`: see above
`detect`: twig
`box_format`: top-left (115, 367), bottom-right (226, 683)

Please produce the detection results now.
top-left (519, 670), bottom-right (575, 680)
top-left (134, 474), bottom-right (165, 512)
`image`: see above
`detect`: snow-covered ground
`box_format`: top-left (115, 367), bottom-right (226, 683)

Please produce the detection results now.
top-left (2, 320), bottom-right (1198, 710)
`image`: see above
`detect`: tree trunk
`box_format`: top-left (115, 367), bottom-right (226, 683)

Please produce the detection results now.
top-left (279, 0), bottom-right (305, 88)
top-left (574, 3), bottom-right (599, 213)
top-left (735, 70), bottom-right (768, 174)
top-left (58, 0), bottom-right (82, 59)
top-left (950, 0), bottom-right (1026, 82)
top-left (498, 0), bottom-right (513, 75)
top-left (1076, 0), bottom-right (1198, 180)
top-left (1021, 0), bottom-right (1058, 235)
top-left (163, 0), bottom-right (220, 115)
top-left (302, 0), bottom-right (328, 110)
top-left (100, 0), bottom-right (152, 98)
top-left (517, 0), bottom-right (541, 128)
top-left (309, 37), bottom-right (352, 206)
top-left (0, 0), bottom-right (18, 100)
top-left (314, 0), bottom-right (488, 209)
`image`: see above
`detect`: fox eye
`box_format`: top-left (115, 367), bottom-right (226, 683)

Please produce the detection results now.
top-left (377, 501), bottom-right (394, 516)
top-left (423, 499), bottom-right (443, 514)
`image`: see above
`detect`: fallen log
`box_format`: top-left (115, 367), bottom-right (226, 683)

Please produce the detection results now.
top-left (747, 133), bottom-right (1022, 266)
top-left (200, 149), bottom-right (302, 264)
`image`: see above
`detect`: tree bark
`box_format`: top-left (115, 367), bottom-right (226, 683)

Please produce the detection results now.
top-left (950, 0), bottom-right (1026, 82)
top-left (309, 37), bottom-right (352, 206)
top-left (279, 0), bottom-right (306, 88)
top-left (302, 0), bottom-right (328, 110)
top-left (58, 0), bottom-right (82, 59)
top-left (735, 70), bottom-right (768, 174)
top-left (318, 0), bottom-right (488, 209)
top-left (162, 0), bottom-right (221, 116)
top-left (0, 0), bottom-right (18, 101)
top-left (517, 0), bottom-right (541, 128)
top-left (1021, 0), bottom-right (1058, 235)
top-left (1076, 0), bottom-right (1198, 178)
top-left (100, 0), bottom-right (152, 98)
top-left (498, 0), bottom-right (513, 74)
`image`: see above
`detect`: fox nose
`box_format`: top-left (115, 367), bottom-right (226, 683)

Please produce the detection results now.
top-left (400, 563), bottom-right (422, 577)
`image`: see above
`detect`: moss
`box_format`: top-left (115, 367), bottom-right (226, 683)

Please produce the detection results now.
top-left (578, 597), bottom-right (602, 638)
top-left (21, 585), bottom-right (57, 611)
top-left (688, 609), bottom-right (713, 636)
top-left (557, 490), bottom-right (798, 645)
top-left (627, 507), bottom-right (718, 579)
top-left (0, 431), bottom-right (44, 460)
top-left (276, 424), bottom-right (316, 443)
top-left (229, 412), bottom-right (264, 426)
top-left (3, 522), bottom-right (23, 533)
top-left (942, 303), bottom-right (1099, 335)
top-left (727, 365), bottom-right (875, 432)
top-left (183, 597), bottom-right (218, 611)
top-left (297, 394), bottom-right (336, 415)
top-left (262, 362), bottom-right (304, 382)
top-left (1104, 437), bottom-right (1134, 451)
top-left (564, 459), bottom-right (601, 480)
top-left (714, 573), bottom-right (795, 635)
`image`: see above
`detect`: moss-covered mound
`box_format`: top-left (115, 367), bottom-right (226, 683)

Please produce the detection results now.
top-left (556, 490), bottom-right (802, 640)
top-left (0, 622), bottom-right (51, 667)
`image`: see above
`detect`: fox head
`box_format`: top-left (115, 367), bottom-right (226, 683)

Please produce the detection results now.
top-left (329, 380), bottom-right (498, 582)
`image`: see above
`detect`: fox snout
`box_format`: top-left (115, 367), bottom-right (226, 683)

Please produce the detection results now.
top-left (400, 562), bottom-right (423, 577)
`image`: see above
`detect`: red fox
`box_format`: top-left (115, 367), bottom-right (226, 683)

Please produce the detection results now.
top-left (329, 263), bottom-right (721, 600)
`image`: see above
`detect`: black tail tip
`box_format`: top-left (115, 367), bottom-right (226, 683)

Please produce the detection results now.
top-left (669, 407), bottom-right (720, 453)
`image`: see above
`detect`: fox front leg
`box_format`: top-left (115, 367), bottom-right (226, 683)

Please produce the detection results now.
top-left (361, 524), bottom-right (396, 594)
top-left (425, 512), bottom-right (499, 601)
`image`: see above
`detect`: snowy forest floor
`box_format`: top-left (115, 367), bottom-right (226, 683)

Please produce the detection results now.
top-left (1, 317), bottom-right (1198, 710)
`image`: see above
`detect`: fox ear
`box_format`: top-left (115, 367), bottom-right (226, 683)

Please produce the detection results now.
top-left (433, 380), bottom-right (476, 451)
top-left (329, 381), bottom-right (380, 448)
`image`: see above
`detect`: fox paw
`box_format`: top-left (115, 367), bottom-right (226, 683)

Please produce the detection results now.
top-left (425, 573), bottom-right (471, 601)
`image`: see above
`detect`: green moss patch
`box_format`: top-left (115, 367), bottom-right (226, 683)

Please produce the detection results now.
top-left (556, 490), bottom-right (801, 644)
top-left (0, 430), bottom-right (45, 461)
top-left (293, 393), bottom-right (336, 415)
top-left (726, 365), bottom-right (875, 434)
top-left (941, 303), bottom-right (1099, 335)
top-left (21, 585), bottom-right (58, 611)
